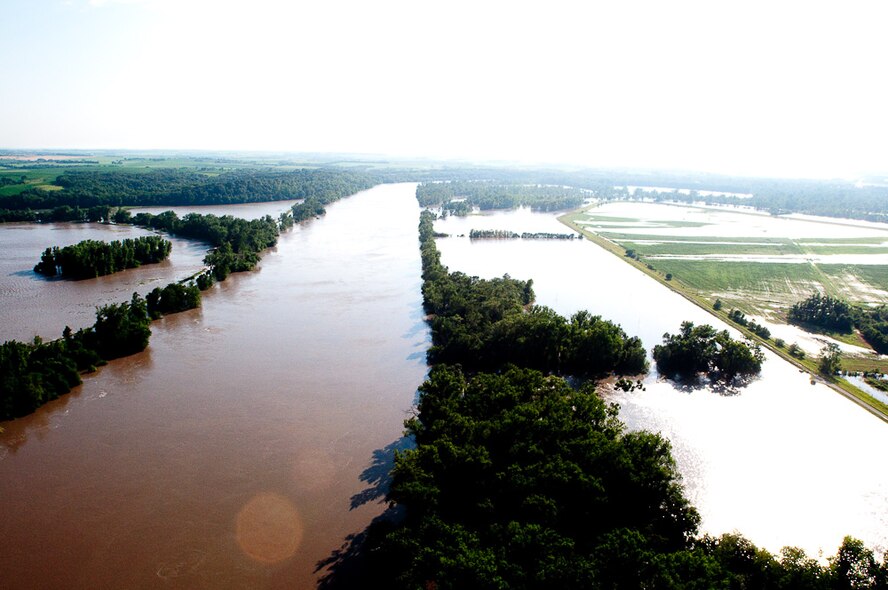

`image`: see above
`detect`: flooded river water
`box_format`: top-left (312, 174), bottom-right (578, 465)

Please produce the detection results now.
top-left (0, 184), bottom-right (429, 588)
top-left (1, 191), bottom-right (886, 589)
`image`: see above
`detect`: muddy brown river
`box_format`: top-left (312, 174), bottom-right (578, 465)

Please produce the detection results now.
top-left (0, 183), bottom-right (429, 588)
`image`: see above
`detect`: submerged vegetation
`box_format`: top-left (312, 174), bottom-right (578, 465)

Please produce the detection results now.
top-left (469, 228), bottom-right (578, 240)
top-left (653, 321), bottom-right (765, 382)
top-left (114, 209), bottom-right (281, 282)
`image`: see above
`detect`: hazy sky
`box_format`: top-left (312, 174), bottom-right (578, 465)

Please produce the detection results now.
top-left (2, 0), bottom-right (886, 178)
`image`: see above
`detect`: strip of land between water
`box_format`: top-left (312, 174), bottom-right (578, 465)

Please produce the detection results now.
top-left (559, 205), bottom-right (888, 424)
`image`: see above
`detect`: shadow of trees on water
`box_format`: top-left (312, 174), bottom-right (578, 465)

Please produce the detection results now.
top-left (663, 373), bottom-right (758, 397)
top-left (348, 436), bottom-right (413, 511)
top-left (316, 436), bottom-right (413, 589)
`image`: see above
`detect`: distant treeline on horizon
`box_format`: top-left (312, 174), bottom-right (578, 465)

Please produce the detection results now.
top-left (0, 161), bottom-right (887, 223)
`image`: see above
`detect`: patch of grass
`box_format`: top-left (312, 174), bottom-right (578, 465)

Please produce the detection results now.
top-left (839, 356), bottom-right (888, 374)
top-left (797, 237), bottom-right (888, 244)
top-left (0, 184), bottom-right (35, 197)
top-left (619, 240), bottom-right (803, 256)
top-left (800, 245), bottom-right (888, 255)
top-left (0, 169), bottom-right (68, 196)
top-left (0, 167), bottom-right (68, 180)
top-left (579, 214), bottom-right (643, 223)
top-left (602, 233), bottom-right (790, 244)
top-left (642, 259), bottom-right (821, 294)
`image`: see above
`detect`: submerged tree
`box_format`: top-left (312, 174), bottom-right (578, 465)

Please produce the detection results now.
top-left (653, 321), bottom-right (764, 382)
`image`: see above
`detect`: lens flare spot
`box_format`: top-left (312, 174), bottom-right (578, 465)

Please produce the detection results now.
top-left (235, 492), bottom-right (303, 564)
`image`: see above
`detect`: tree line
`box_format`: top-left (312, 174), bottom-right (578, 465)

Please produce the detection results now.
top-left (635, 181), bottom-right (888, 223)
top-left (1, 282), bottom-right (204, 420)
top-left (417, 181), bottom-right (589, 213)
top-left (420, 210), bottom-right (647, 376)
top-left (1, 293), bottom-right (153, 420)
top-left (114, 181), bottom-right (350, 284)
top-left (5, 161), bottom-right (888, 225)
top-left (726, 308), bottom-right (772, 339)
top-left (0, 168), bottom-right (376, 218)
top-left (469, 229), bottom-right (578, 240)
top-left (789, 293), bottom-right (888, 354)
top-left (0, 204), bottom-right (113, 223)
top-left (113, 209), bottom-right (281, 283)
top-left (34, 235), bottom-right (171, 279)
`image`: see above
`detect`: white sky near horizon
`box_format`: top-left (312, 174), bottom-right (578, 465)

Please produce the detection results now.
top-left (1, 0), bottom-right (887, 179)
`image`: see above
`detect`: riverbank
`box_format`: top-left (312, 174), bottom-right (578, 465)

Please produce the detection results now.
top-left (559, 207), bottom-right (888, 424)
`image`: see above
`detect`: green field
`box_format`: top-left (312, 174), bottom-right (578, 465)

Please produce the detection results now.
top-left (0, 155), bottom-right (329, 200)
top-left (574, 204), bottom-right (888, 316)
top-left (645, 260), bottom-right (821, 296)
top-left (0, 167), bottom-right (71, 196)
top-left (617, 240), bottom-right (805, 256)
top-left (563, 204), bottom-right (888, 341)
top-left (579, 215), bottom-right (708, 229)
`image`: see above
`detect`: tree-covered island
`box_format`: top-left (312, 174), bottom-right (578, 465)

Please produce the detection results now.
top-left (34, 235), bottom-right (171, 279)
top-left (653, 321), bottom-right (765, 382)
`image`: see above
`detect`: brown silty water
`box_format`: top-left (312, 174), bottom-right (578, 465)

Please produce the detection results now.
top-left (0, 183), bottom-right (429, 588)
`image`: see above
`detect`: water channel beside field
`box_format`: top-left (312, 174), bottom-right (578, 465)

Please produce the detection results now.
top-left (1, 190), bottom-right (886, 589)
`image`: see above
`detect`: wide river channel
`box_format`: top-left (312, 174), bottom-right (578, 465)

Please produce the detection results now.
top-left (1, 184), bottom-right (886, 588)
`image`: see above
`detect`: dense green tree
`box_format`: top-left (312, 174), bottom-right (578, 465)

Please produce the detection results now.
top-left (418, 210), bottom-right (646, 377)
top-left (361, 366), bottom-right (699, 589)
top-left (788, 293), bottom-right (854, 333)
top-left (146, 282), bottom-right (201, 318)
top-left (33, 235), bottom-right (172, 279)
top-left (291, 197), bottom-right (326, 222)
top-left (819, 342), bottom-right (843, 376)
top-left (653, 322), bottom-right (764, 381)
top-left (93, 293), bottom-right (151, 359)
top-left (829, 536), bottom-right (885, 589)
top-left (416, 181), bottom-right (588, 212)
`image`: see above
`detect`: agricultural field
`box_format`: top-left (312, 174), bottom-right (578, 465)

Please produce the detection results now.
top-left (564, 201), bottom-right (888, 365)
top-left (0, 167), bottom-right (72, 196)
